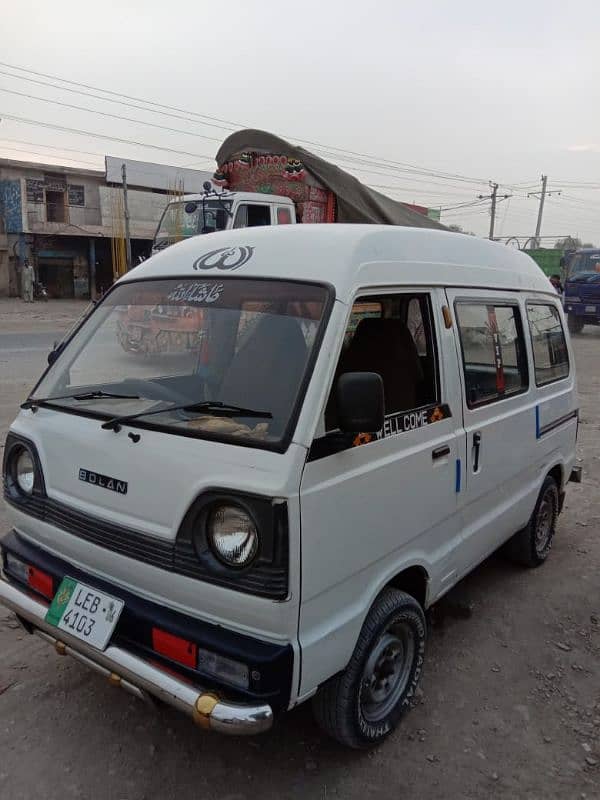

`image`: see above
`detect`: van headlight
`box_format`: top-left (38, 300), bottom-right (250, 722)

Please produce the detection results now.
top-left (15, 448), bottom-right (35, 495)
top-left (207, 504), bottom-right (259, 567)
top-left (3, 436), bottom-right (43, 500)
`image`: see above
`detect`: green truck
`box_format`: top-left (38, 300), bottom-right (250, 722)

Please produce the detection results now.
top-left (525, 248), bottom-right (563, 278)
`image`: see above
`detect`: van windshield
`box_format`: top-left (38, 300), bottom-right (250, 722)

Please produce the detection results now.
top-left (31, 278), bottom-right (331, 449)
top-left (153, 200), bottom-right (231, 250)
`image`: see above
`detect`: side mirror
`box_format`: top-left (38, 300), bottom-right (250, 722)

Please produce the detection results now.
top-left (336, 372), bottom-right (384, 434)
top-left (47, 341), bottom-right (63, 366)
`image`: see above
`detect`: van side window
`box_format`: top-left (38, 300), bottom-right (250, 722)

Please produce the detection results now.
top-left (325, 293), bottom-right (438, 431)
top-left (406, 297), bottom-right (427, 356)
top-left (526, 303), bottom-right (569, 385)
top-left (456, 303), bottom-right (528, 408)
top-left (233, 204), bottom-right (271, 228)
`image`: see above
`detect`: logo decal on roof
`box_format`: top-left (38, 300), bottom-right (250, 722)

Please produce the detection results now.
top-left (193, 246), bottom-right (254, 272)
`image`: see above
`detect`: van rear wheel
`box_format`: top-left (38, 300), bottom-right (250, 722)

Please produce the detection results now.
top-left (567, 313), bottom-right (584, 334)
top-left (504, 476), bottom-right (559, 567)
top-left (312, 588), bottom-right (426, 748)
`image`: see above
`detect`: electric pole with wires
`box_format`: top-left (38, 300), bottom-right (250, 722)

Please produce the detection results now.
top-left (528, 175), bottom-right (561, 248)
top-left (478, 182), bottom-right (511, 240)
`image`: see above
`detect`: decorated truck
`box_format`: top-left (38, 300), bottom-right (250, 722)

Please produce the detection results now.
top-left (122, 130), bottom-right (445, 356)
top-left (152, 128), bottom-right (444, 253)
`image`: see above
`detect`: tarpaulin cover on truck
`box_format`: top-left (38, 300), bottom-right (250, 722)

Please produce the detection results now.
top-left (216, 130), bottom-right (447, 230)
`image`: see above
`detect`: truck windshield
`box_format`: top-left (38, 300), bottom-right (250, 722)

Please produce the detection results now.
top-left (567, 251), bottom-right (600, 277)
top-left (153, 200), bottom-right (231, 250)
top-left (30, 278), bottom-right (331, 449)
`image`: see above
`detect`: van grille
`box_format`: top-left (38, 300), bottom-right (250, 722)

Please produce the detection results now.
top-left (4, 488), bottom-right (288, 599)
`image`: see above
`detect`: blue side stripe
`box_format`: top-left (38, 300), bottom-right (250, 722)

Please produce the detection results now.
top-left (455, 458), bottom-right (462, 493)
top-left (535, 405), bottom-right (541, 439)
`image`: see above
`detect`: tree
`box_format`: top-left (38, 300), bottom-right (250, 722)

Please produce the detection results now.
top-left (554, 237), bottom-right (582, 250)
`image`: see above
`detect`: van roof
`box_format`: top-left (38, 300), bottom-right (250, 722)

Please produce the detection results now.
top-left (125, 224), bottom-right (554, 302)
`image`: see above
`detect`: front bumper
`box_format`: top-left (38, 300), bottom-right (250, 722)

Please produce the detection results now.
top-left (564, 301), bottom-right (600, 320)
top-left (0, 575), bottom-right (273, 735)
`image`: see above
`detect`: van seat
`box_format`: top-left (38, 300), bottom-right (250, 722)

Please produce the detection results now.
top-left (338, 317), bottom-right (423, 414)
top-left (219, 315), bottom-right (307, 432)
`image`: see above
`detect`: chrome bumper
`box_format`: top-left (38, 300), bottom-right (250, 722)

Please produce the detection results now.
top-left (0, 576), bottom-right (273, 735)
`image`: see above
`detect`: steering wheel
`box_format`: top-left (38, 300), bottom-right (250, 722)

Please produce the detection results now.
top-left (121, 378), bottom-right (189, 405)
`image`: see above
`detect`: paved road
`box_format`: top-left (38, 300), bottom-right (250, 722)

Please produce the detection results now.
top-left (0, 332), bottom-right (61, 429)
top-left (0, 307), bottom-right (599, 800)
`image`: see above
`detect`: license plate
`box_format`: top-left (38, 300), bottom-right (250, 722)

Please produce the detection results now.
top-left (45, 577), bottom-right (124, 651)
top-left (585, 305), bottom-right (596, 313)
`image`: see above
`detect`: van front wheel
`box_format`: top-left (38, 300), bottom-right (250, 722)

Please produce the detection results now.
top-left (312, 588), bottom-right (426, 748)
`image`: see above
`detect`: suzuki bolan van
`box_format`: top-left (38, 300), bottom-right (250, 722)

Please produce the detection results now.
top-left (1, 225), bottom-right (581, 748)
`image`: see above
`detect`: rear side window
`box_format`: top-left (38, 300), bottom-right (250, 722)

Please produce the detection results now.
top-left (526, 303), bottom-right (569, 385)
top-left (456, 302), bottom-right (528, 408)
top-left (277, 207), bottom-right (292, 224)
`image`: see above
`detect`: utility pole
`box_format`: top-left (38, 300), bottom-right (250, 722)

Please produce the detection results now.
top-left (528, 175), bottom-right (560, 248)
top-left (478, 181), bottom-right (511, 240)
top-left (122, 163), bottom-right (133, 270)
top-left (534, 174), bottom-right (547, 249)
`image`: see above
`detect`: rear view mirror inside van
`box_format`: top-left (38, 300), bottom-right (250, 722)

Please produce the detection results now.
top-left (336, 372), bottom-right (384, 434)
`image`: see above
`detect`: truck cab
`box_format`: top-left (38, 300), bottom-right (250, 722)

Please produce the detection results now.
top-left (152, 189), bottom-right (295, 254)
top-left (563, 248), bottom-right (600, 333)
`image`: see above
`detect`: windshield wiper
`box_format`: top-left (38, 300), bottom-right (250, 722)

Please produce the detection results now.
top-left (101, 400), bottom-right (272, 432)
top-left (22, 391), bottom-right (141, 411)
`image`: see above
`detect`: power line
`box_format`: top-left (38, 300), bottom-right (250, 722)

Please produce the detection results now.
top-left (0, 112), bottom-right (214, 160)
top-left (0, 84), bottom-right (493, 191)
top-left (0, 60), bottom-right (492, 187)
top-left (0, 68), bottom-right (239, 134)
top-left (0, 142), bottom-right (101, 167)
top-left (0, 61), bottom-right (243, 131)
top-left (0, 135), bottom-right (108, 159)
top-left (0, 86), bottom-right (225, 145)
top-left (439, 199), bottom-right (490, 212)
top-left (0, 82), bottom-right (491, 192)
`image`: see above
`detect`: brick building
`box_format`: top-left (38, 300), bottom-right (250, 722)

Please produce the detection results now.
top-left (0, 157), bottom-right (212, 299)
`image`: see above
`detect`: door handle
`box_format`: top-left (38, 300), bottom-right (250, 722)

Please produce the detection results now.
top-left (432, 445), bottom-right (451, 461)
top-left (472, 431), bottom-right (482, 472)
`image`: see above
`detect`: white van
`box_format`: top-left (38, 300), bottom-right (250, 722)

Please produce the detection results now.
top-left (0, 225), bottom-right (580, 748)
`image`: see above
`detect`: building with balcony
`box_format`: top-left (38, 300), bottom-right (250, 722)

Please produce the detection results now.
top-left (0, 157), bottom-right (213, 298)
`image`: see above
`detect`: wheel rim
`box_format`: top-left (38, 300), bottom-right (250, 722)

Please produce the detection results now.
top-left (360, 622), bottom-right (415, 723)
top-left (535, 491), bottom-right (555, 552)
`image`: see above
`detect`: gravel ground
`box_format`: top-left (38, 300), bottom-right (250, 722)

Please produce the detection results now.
top-left (0, 300), bottom-right (598, 800)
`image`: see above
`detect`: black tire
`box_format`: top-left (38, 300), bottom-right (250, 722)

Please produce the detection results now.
top-left (567, 313), bottom-right (584, 335)
top-left (504, 476), bottom-right (559, 567)
top-left (312, 588), bottom-right (426, 749)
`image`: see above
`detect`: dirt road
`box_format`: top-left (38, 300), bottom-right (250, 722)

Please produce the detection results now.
top-left (0, 300), bottom-right (598, 799)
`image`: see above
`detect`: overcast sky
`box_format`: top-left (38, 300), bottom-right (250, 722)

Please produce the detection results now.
top-left (1, 0), bottom-right (599, 244)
